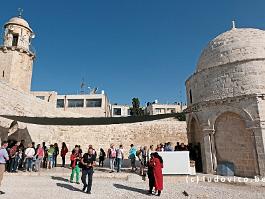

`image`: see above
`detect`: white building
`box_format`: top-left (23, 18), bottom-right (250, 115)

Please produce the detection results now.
top-left (111, 104), bottom-right (131, 117)
top-left (145, 100), bottom-right (186, 115)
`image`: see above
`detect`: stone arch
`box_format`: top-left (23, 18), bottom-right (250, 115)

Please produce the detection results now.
top-left (209, 106), bottom-right (254, 130)
top-left (187, 114), bottom-right (203, 172)
top-left (214, 111), bottom-right (258, 177)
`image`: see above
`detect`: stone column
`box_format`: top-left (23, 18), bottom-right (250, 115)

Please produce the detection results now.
top-left (248, 125), bottom-right (265, 176)
top-left (200, 128), bottom-right (215, 174)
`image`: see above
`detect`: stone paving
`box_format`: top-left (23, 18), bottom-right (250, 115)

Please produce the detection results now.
top-left (1, 168), bottom-right (265, 199)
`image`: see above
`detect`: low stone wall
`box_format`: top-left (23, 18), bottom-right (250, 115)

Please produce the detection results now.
top-left (0, 117), bottom-right (187, 164)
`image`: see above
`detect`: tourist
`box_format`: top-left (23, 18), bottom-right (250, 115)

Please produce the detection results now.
top-left (60, 142), bottom-right (68, 167)
top-left (25, 143), bottom-right (35, 172)
top-left (98, 148), bottom-right (106, 167)
top-left (160, 143), bottom-right (164, 151)
top-left (53, 143), bottom-right (59, 167)
top-left (0, 141), bottom-right (9, 195)
top-left (129, 144), bottom-right (137, 172)
top-left (78, 145), bottom-right (82, 155)
top-left (8, 141), bottom-right (20, 172)
top-left (150, 152), bottom-right (163, 196)
top-left (47, 144), bottom-right (55, 169)
top-left (139, 146), bottom-right (147, 176)
top-left (88, 145), bottom-right (97, 157)
top-left (42, 142), bottom-right (47, 168)
top-left (107, 144), bottom-right (116, 173)
top-left (31, 142), bottom-right (37, 171)
top-left (156, 144), bottom-right (161, 152)
top-left (35, 144), bottom-right (44, 172)
top-left (167, 142), bottom-right (174, 151)
top-left (80, 147), bottom-right (96, 194)
top-left (179, 143), bottom-right (188, 151)
top-left (116, 144), bottom-right (124, 172)
top-left (18, 140), bottom-right (25, 169)
top-left (147, 153), bottom-right (155, 195)
top-left (174, 142), bottom-right (180, 151)
top-left (70, 148), bottom-right (81, 184)
top-left (147, 145), bottom-right (155, 162)
top-left (32, 142), bottom-right (36, 150)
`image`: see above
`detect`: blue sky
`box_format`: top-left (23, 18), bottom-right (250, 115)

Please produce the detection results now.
top-left (1, 0), bottom-right (265, 105)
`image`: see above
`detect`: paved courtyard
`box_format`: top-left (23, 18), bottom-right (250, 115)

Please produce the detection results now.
top-left (1, 169), bottom-right (265, 199)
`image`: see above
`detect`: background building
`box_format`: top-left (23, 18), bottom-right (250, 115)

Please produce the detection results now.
top-left (111, 104), bottom-right (131, 117)
top-left (145, 100), bottom-right (186, 115)
top-left (31, 91), bottom-right (111, 117)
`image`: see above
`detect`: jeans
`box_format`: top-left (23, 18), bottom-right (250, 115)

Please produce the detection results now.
top-left (26, 158), bottom-right (33, 171)
top-left (62, 156), bottom-right (66, 167)
top-left (35, 157), bottom-right (43, 171)
top-left (109, 158), bottom-right (115, 171)
top-left (70, 165), bottom-right (80, 182)
top-left (48, 156), bottom-right (53, 168)
top-left (131, 157), bottom-right (136, 170)
top-left (53, 155), bottom-right (57, 167)
top-left (99, 158), bottom-right (104, 167)
top-left (81, 169), bottom-right (94, 193)
top-left (116, 158), bottom-right (122, 172)
top-left (9, 156), bottom-right (19, 172)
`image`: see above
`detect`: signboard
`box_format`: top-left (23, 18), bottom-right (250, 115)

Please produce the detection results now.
top-left (158, 151), bottom-right (190, 175)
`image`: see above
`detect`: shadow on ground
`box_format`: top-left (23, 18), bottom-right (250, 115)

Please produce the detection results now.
top-left (56, 183), bottom-right (82, 192)
top-left (113, 184), bottom-right (147, 195)
top-left (51, 176), bottom-right (69, 182)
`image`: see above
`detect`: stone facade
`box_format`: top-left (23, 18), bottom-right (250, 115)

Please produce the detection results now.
top-left (186, 27), bottom-right (265, 177)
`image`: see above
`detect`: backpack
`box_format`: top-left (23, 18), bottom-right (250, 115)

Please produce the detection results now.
top-left (109, 148), bottom-right (116, 158)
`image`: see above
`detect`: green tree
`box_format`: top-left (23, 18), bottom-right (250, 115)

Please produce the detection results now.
top-left (130, 98), bottom-right (144, 116)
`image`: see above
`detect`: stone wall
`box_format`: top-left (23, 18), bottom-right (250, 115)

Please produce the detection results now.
top-left (0, 80), bottom-right (82, 117)
top-left (0, 117), bottom-right (187, 163)
top-left (186, 60), bottom-right (265, 104)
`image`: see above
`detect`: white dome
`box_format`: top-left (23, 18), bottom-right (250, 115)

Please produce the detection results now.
top-left (5, 17), bottom-right (32, 31)
top-left (196, 28), bottom-right (265, 72)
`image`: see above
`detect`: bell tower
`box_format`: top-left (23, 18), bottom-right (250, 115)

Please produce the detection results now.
top-left (0, 10), bottom-right (36, 93)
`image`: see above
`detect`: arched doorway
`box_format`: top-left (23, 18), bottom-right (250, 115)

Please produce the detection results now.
top-left (188, 117), bottom-right (203, 172)
top-left (214, 112), bottom-right (258, 177)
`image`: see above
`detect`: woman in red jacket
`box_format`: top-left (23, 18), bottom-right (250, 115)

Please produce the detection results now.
top-left (150, 152), bottom-right (163, 196)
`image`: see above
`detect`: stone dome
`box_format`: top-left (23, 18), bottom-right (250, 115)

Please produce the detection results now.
top-left (4, 17), bottom-right (32, 31)
top-left (196, 28), bottom-right (265, 72)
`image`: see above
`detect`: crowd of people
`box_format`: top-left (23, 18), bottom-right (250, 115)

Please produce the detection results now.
top-left (0, 139), bottom-right (201, 196)
top-left (2, 140), bottom-right (69, 173)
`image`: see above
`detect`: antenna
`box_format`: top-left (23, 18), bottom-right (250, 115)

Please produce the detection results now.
top-left (80, 78), bottom-right (85, 95)
top-left (18, 8), bottom-right (23, 18)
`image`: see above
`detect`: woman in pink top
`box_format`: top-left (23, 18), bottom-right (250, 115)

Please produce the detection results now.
top-left (35, 144), bottom-right (44, 171)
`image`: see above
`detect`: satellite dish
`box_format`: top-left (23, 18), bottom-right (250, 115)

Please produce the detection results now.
top-left (31, 33), bottom-right (35, 38)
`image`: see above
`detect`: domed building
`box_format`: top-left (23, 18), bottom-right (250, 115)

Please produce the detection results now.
top-left (186, 25), bottom-right (265, 177)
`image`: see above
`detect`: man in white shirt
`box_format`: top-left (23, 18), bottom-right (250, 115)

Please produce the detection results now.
top-left (25, 143), bottom-right (35, 172)
top-left (116, 145), bottom-right (124, 172)
top-left (0, 141), bottom-right (9, 195)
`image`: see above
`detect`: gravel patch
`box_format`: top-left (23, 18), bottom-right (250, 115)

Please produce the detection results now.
top-left (1, 174), bottom-right (265, 199)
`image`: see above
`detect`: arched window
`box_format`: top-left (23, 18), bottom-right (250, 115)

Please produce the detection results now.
top-left (2, 70), bottom-right (4, 78)
top-left (12, 34), bottom-right (19, 46)
top-left (189, 89), bottom-right (193, 104)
